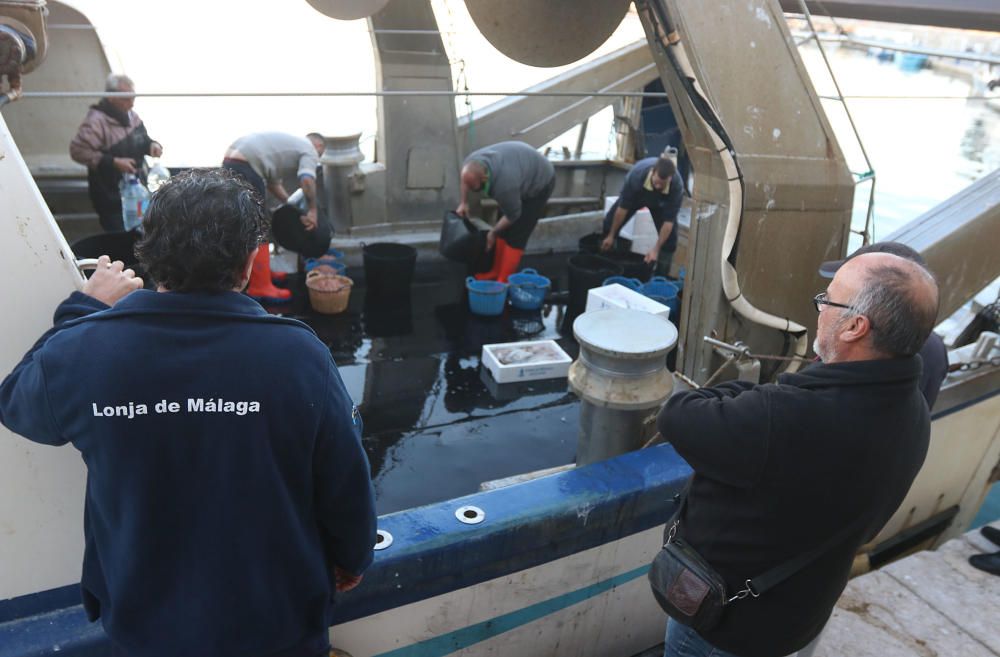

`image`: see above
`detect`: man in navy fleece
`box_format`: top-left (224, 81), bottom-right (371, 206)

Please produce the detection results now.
top-left (0, 169), bottom-right (376, 657)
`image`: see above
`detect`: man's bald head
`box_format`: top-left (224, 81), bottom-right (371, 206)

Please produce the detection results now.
top-left (837, 252), bottom-right (939, 358)
top-left (461, 161), bottom-right (488, 192)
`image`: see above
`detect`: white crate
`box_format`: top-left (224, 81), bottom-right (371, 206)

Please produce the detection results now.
top-left (585, 283), bottom-right (670, 319)
top-left (604, 196), bottom-right (658, 255)
top-left (481, 340), bottom-right (573, 384)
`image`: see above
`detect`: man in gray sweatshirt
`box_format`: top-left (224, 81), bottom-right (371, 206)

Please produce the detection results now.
top-left (456, 141), bottom-right (555, 282)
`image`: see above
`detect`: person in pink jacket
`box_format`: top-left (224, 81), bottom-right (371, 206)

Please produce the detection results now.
top-left (70, 74), bottom-right (162, 232)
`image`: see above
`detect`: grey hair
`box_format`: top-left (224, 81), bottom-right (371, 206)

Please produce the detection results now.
top-left (842, 263), bottom-right (938, 357)
top-left (105, 73), bottom-right (134, 92)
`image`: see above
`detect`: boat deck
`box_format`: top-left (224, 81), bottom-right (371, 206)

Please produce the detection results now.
top-left (266, 251), bottom-right (590, 515)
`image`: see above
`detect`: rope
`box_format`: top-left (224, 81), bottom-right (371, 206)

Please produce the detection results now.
top-left (794, 0), bottom-right (877, 245)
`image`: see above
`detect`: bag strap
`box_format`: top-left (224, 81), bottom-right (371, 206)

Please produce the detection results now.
top-left (670, 491), bottom-right (870, 604)
top-left (739, 513), bottom-right (870, 600)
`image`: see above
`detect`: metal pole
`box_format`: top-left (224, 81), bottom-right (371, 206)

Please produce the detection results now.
top-left (20, 90), bottom-right (672, 99)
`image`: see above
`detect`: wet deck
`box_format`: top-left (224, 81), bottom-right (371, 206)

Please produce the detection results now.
top-left (265, 252), bottom-right (587, 515)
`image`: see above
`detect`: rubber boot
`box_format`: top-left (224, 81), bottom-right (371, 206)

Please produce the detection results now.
top-left (495, 242), bottom-right (524, 284)
top-left (247, 244), bottom-right (292, 302)
top-left (271, 270), bottom-right (288, 284)
top-left (474, 238), bottom-right (506, 281)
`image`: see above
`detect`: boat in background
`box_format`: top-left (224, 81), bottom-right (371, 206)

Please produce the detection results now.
top-left (1, 1), bottom-right (999, 655)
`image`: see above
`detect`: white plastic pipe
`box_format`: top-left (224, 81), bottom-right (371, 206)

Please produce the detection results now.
top-left (667, 37), bottom-right (809, 373)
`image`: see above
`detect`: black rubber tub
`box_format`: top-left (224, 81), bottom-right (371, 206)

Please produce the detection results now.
top-left (602, 249), bottom-right (653, 282)
top-left (363, 242), bottom-right (417, 297)
top-left (578, 232), bottom-right (632, 254)
top-left (71, 231), bottom-right (140, 267)
top-left (567, 253), bottom-right (623, 316)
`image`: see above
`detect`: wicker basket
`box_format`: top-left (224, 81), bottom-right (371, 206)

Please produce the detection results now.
top-left (306, 271), bottom-right (352, 314)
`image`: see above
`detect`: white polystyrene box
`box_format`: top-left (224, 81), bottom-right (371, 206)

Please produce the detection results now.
top-left (481, 340), bottom-right (573, 384)
top-left (585, 283), bottom-right (670, 319)
top-left (603, 195), bottom-right (658, 255)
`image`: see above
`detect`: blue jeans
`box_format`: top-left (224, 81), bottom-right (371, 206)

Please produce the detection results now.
top-left (663, 621), bottom-right (823, 657)
top-left (664, 622), bottom-right (742, 657)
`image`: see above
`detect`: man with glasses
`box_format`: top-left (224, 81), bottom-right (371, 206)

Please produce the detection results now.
top-left (818, 241), bottom-right (948, 409)
top-left (656, 252), bottom-right (939, 657)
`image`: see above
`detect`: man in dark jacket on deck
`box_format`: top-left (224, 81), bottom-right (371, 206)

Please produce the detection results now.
top-left (70, 74), bottom-right (162, 232)
top-left (657, 252), bottom-right (939, 657)
top-left (601, 153), bottom-right (684, 276)
top-left (0, 169), bottom-right (376, 657)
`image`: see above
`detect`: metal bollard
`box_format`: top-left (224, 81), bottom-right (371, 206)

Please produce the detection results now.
top-left (568, 309), bottom-right (677, 465)
top-left (320, 134), bottom-right (364, 234)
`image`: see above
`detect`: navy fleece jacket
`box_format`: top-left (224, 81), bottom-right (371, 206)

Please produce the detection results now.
top-left (0, 290), bottom-right (376, 657)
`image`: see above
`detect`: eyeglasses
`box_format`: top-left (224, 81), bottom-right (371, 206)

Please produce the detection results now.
top-left (812, 292), bottom-right (876, 331)
top-left (812, 291), bottom-right (856, 314)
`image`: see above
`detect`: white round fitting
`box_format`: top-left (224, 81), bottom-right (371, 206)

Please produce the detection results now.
top-left (455, 505), bottom-right (486, 525)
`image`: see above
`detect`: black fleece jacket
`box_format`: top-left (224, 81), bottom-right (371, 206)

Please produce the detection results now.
top-left (657, 357), bottom-right (929, 657)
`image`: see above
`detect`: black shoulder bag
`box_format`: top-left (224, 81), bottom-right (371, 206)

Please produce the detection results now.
top-left (648, 495), bottom-right (866, 633)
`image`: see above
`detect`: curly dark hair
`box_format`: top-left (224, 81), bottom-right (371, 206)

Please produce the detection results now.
top-left (135, 168), bottom-right (269, 292)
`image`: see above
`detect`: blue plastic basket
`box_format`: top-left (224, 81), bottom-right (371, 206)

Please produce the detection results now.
top-left (507, 268), bottom-right (551, 310)
top-left (602, 276), bottom-right (643, 291)
top-left (642, 276), bottom-right (680, 320)
top-left (641, 276), bottom-right (679, 299)
top-left (675, 267), bottom-right (686, 293)
top-left (305, 257), bottom-right (346, 274)
top-left (466, 277), bottom-right (509, 316)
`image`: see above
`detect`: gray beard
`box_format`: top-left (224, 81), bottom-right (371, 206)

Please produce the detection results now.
top-left (814, 336), bottom-right (836, 363)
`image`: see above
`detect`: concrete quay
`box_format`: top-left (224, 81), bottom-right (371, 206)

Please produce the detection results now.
top-left (814, 521), bottom-right (1000, 657)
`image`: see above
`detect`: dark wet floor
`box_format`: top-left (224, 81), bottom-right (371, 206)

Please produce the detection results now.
top-left (264, 253), bottom-right (585, 515)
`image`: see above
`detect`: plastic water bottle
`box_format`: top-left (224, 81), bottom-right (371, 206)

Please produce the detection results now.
top-left (147, 160), bottom-right (170, 192)
top-left (120, 175), bottom-right (149, 232)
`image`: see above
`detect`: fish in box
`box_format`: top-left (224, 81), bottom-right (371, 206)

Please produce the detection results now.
top-left (481, 340), bottom-right (572, 384)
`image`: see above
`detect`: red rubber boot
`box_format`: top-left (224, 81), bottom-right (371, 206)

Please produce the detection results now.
top-left (495, 242), bottom-right (525, 284)
top-left (247, 244), bottom-right (292, 302)
top-left (474, 238), bottom-right (506, 281)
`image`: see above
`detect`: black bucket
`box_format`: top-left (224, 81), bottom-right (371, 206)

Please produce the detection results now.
top-left (72, 231), bottom-right (140, 266)
top-left (603, 249), bottom-right (653, 282)
top-left (363, 242), bottom-right (417, 296)
top-left (578, 232), bottom-right (632, 254)
top-left (272, 204), bottom-right (332, 258)
top-left (567, 253), bottom-right (623, 316)
top-left (71, 231), bottom-right (149, 286)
